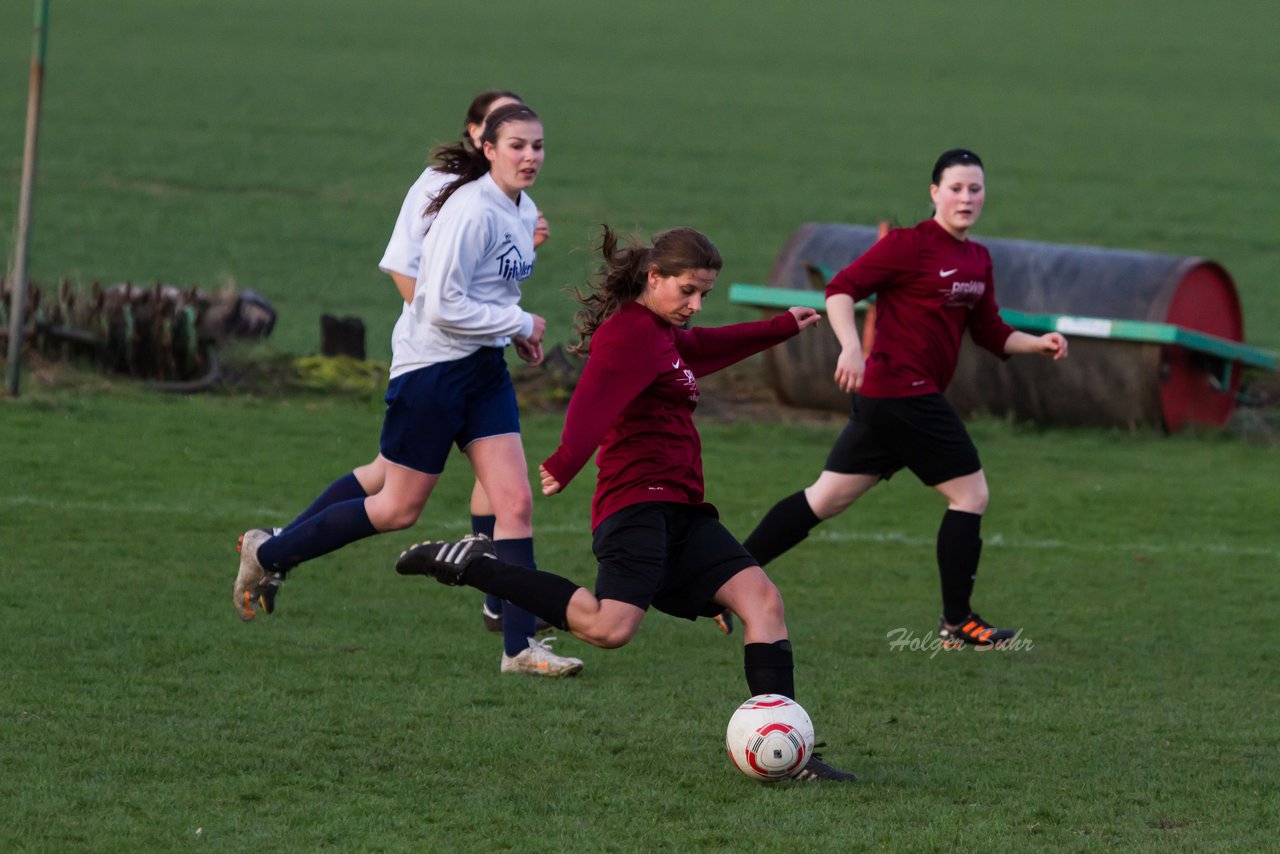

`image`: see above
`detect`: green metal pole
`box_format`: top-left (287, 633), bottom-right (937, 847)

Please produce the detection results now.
top-left (5, 0), bottom-right (50, 397)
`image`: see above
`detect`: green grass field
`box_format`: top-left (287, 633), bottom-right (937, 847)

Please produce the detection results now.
top-left (2, 393), bottom-right (1277, 849)
top-left (2, 1), bottom-right (1279, 850)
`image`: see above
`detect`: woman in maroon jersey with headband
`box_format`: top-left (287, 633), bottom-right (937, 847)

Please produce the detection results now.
top-left (396, 225), bottom-right (856, 781)
top-left (741, 148), bottom-right (1068, 648)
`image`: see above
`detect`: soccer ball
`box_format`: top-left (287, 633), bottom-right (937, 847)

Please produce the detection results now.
top-left (725, 694), bottom-right (815, 781)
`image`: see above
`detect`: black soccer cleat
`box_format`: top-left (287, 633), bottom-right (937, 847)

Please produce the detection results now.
top-left (253, 570), bottom-right (288, 615)
top-left (482, 601), bottom-right (553, 635)
top-left (712, 608), bottom-right (735, 636)
top-left (482, 601), bottom-right (504, 631)
top-left (794, 744), bottom-right (857, 782)
top-left (938, 612), bottom-right (1018, 649)
top-left (396, 533), bottom-right (496, 585)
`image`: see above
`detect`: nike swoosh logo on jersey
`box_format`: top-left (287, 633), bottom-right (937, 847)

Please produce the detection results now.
top-left (939, 268), bottom-right (959, 277)
top-left (672, 359), bottom-right (681, 369)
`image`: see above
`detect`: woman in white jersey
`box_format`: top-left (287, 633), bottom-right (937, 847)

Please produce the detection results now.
top-left (260, 91), bottom-right (550, 646)
top-left (376, 92), bottom-right (550, 641)
top-left (233, 103), bottom-right (582, 677)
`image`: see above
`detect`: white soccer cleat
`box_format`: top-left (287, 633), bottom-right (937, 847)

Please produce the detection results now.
top-left (500, 637), bottom-right (583, 678)
top-left (233, 528), bottom-right (272, 621)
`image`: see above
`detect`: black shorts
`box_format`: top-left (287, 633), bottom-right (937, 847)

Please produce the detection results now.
top-left (591, 502), bottom-right (757, 621)
top-left (824, 393), bottom-right (981, 486)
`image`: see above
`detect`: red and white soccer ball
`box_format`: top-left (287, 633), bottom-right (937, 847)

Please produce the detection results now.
top-left (725, 694), bottom-right (815, 781)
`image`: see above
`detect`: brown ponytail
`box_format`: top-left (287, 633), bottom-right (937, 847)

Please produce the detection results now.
top-left (424, 90), bottom-right (523, 167)
top-left (425, 103), bottom-right (540, 219)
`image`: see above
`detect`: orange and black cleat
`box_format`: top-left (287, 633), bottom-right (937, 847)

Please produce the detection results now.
top-left (253, 570), bottom-right (287, 616)
top-left (938, 612), bottom-right (1018, 649)
top-left (712, 609), bottom-right (735, 636)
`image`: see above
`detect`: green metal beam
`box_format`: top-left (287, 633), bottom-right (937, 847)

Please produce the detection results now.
top-left (729, 283), bottom-right (1278, 371)
top-left (732, 284), bottom-right (826, 311)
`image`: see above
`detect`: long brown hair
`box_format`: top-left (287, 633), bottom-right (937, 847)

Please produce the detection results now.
top-left (570, 225), bottom-right (723, 354)
top-left (424, 102), bottom-right (540, 219)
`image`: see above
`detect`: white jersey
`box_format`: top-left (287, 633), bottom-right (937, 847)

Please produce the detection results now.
top-left (378, 166), bottom-right (451, 278)
top-left (390, 171), bottom-right (538, 378)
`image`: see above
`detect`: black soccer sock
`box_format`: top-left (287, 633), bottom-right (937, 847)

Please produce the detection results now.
top-left (743, 640), bottom-right (795, 701)
top-left (742, 491), bottom-right (822, 567)
top-left (460, 557), bottom-right (580, 632)
top-left (937, 509), bottom-right (983, 625)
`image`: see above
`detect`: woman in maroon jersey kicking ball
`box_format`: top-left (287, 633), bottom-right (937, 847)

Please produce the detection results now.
top-left (741, 148), bottom-right (1068, 649)
top-left (396, 225), bottom-right (856, 781)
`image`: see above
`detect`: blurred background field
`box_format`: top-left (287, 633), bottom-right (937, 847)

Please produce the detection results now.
top-left (3, 0), bottom-right (1279, 357)
top-left (1, 1), bottom-right (1277, 850)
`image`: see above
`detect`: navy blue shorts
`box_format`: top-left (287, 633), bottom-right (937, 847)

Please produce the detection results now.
top-left (824, 393), bottom-right (981, 486)
top-left (379, 347), bottom-right (520, 475)
top-left (591, 502), bottom-right (758, 621)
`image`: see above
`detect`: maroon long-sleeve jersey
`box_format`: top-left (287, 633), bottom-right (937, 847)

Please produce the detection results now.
top-left (825, 218), bottom-right (1015, 398)
top-left (542, 301), bottom-right (800, 530)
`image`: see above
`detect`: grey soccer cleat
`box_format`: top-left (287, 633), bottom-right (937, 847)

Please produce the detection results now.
top-left (233, 528), bottom-right (273, 621)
